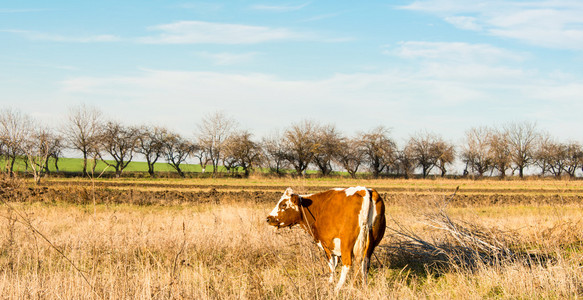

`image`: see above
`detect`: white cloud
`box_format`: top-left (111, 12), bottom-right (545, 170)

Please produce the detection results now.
top-left (194, 51), bottom-right (259, 65)
top-left (386, 41), bottom-right (525, 63)
top-left (2, 29), bottom-right (120, 43)
top-left (400, 0), bottom-right (583, 50)
top-left (57, 63), bottom-right (583, 142)
top-left (137, 21), bottom-right (309, 44)
top-left (444, 16), bottom-right (482, 31)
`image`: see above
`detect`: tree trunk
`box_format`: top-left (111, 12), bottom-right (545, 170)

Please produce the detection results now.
top-left (83, 152), bottom-right (90, 177)
top-left (54, 156), bottom-right (59, 172)
top-left (44, 157), bottom-right (51, 174)
top-left (9, 157), bottom-right (16, 177)
top-left (146, 158), bottom-right (155, 177)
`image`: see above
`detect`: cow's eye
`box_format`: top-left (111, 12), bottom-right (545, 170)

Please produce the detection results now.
top-left (281, 203), bottom-right (287, 209)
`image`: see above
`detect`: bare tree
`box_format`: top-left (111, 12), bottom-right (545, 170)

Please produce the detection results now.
top-left (222, 151), bottom-right (238, 174)
top-left (283, 120), bottom-right (318, 176)
top-left (191, 143), bottom-right (210, 174)
top-left (223, 130), bottom-right (263, 177)
top-left (361, 126), bottom-right (396, 178)
top-left (22, 126), bottom-right (52, 184)
top-left (433, 138), bottom-right (456, 177)
top-left (62, 104), bottom-right (103, 176)
top-left (197, 111), bottom-right (237, 175)
top-left (488, 128), bottom-right (511, 178)
top-left (504, 121), bottom-right (540, 178)
top-left (534, 133), bottom-right (558, 177)
top-left (394, 148), bottom-right (415, 179)
top-left (0, 108), bottom-right (32, 176)
top-left (536, 140), bottom-right (582, 178)
top-left (406, 131), bottom-right (442, 178)
top-left (45, 133), bottom-right (64, 174)
top-left (98, 121), bottom-right (140, 177)
top-left (563, 142), bottom-right (582, 178)
top-left (135, 125), bottom-right (168, 177)
top-left (336, 136), bottom-right (366, 178)
top-left (312, 124), bottom-right (342, 176)
top-left (262, 130), bottom-right (289, 175)
top-left (163, 133), bottom-right (194, 178)
top-left (461, 126), bottom-right (492, 177)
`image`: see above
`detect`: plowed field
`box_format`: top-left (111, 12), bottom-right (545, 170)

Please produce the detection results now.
top-left (26, 177), bottom-right (583, 206)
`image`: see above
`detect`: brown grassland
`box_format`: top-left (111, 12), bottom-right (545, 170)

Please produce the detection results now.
top-left (1, 176), bottom-right (583, 299)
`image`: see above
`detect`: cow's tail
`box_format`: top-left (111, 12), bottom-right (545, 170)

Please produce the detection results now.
top-left (356, 188), bottom-right (374, 259)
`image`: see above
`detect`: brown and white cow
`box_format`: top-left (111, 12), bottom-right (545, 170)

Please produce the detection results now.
top-left (266, 186), bottom-right (386, 291)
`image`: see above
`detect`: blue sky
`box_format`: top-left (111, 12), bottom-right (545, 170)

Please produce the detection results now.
top-left (1, 0), bottom-right (582, 145)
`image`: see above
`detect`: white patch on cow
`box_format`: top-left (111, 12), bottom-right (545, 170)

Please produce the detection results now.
top-left (316, 241), bottom-right (324, 251)
top-left (267, 203), bottom-right (280, 217)
top-left (344, 186), bottom-right (365, 197)
top-left (268, 188), bottom-right (300, 218)
top-left (371, 189), bottom-right (378, 227)
top-left (331, 238), bottom-right (342, 256)
top-left (332, 188), bottom-right (344, 191)
top-left (353, 188), bottom-right (373, 258)
top-left (335, 265), bottom-right (350, 291)
top-left (284, 197), bottom-right (299, 211)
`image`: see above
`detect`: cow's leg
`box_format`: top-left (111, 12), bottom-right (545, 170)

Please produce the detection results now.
top-left (361, 256), bottom-right (370, 285)
top-left (335, 265), bottom-right (350, 292)
top-left (328, 255), bottom-right (338, 283)
top-left (361, 229), bottom-right (374, 285)
top-left (335, 245), bottom-right (353, 292)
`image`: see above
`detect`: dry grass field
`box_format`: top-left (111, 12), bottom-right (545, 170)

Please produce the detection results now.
top-left (1, 176), bottom-right (583, 299)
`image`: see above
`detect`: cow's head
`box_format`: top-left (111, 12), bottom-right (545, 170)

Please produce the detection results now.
top-left (266, 187), bottom-right (302, 228)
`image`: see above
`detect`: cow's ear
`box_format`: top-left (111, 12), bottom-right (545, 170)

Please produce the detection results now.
top-left (284, 187), bottom-right (294, 196)
top-left (290, 194), bottom-right (301, 206)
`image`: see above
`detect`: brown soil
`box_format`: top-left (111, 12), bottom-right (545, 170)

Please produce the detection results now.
top-left (2, 180), bottom-right (582, 207)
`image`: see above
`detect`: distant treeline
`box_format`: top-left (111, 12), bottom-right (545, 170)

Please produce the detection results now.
top-left (1, 105), bottom-right (581, 183)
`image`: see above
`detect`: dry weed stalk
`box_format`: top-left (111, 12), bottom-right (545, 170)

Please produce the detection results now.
top-left (0, 177), bottom-right (101, 299)
top-left (385, 187), bottom-right (522, 271)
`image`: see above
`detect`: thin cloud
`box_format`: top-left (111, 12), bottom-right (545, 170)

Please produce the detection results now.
top-left (195, 51), bottom-right (259, 65)
top-left (137, 21), bottom-right (310, 44)
top-left (385, 41), bottom-right (525, 63)
top-left (400, 0), bottom-right (583, 50)
top-left (444, 16), bottom-right (482, 31)
top-left (58, 61), bottom-right (583, 142)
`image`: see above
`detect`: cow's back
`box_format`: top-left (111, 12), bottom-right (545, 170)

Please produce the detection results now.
top-left (304, 188), bottom-right (381, 250)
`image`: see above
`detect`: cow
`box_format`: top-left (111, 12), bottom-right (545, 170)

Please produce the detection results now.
top-left (266, 186), bottom-right (386, 291)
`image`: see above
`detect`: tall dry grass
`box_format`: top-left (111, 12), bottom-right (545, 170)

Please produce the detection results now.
top-left (0, 178), bottom-right (582, 299)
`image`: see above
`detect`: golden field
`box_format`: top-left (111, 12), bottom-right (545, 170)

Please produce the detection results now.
top-left (1, 176), bottom-right (583, 299)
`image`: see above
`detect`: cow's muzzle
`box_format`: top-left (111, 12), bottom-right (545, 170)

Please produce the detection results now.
top-left (266, 216), bottom-right (279, 226)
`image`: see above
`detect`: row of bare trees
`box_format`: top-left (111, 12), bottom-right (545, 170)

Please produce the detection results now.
top-left (1, 105), bottom-right (582, 182)
top-left (262, 122), bottom-right (456, 179)
top-left (0, 109), bottom-right (63, 183)
top-left (461, 122), bottom-right (583, 178)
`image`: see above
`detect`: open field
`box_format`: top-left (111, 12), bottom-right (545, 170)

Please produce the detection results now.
top-left (1, 177), bottom-right (583, 299)
top-left (4, 157), bottom-right (210, 174)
